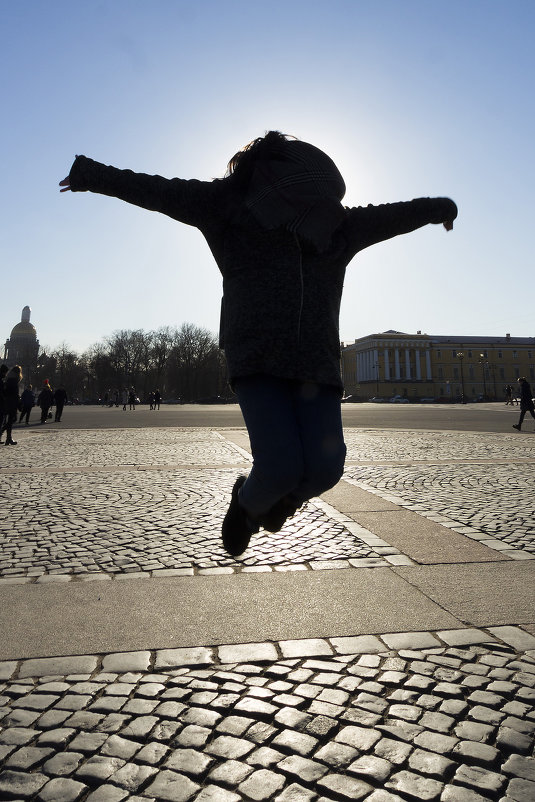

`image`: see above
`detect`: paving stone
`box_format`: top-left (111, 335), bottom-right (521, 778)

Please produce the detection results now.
top-left (408, 746), bottom-right (457, 779)
top-left (279, 639), bottom-right (333, 658)
top-left (205, 735), bottom-right (255, 760)
top-left (37, 777), bottom-right (87, 802)
top-left (386, 769), bottom-right (444, 800)
top-left (238, 768), bottom-right (285, 800)
top-left (502, 755), bottom-right (535, 781)
top-left (246, 746), bottom-right (284, 768)
top-left (374, 737), bottom-right (413, 764)
top-left (5, 744), bottom-right (54, 769)
top-left (274, 782), bottom-right (316, 801)
top-left (18, 657), bottom-right (98, 678)
top-left (84, 785), bottom-right (129, 802)
top-left (496, 725), bottom-right (533, 753)
top-left (208, 758), bottom-right (254, 785)
top-left (0, 769), bottom-right (49, 798)
top-left (101, 652), bottom-right (151, 672)
top-left (277, 753), bottom-right (328, 782)
top-left (440, 785), bottom-right (493, 801)
top-left (452, 739), bottom-right (500, 765)
top-left (453, 763), bottom-right (506, 794)
top-left (348, 753), bottom-right (393, 782)
top-left (155, 648), bottom-right (214, 669)
top-left (75, 756), bottom-right (126, 782)
top-left (218, 643), bottom-right (278, 663)
top-left (43, 751), bottom-right (85, 776)
top-left (195, 786), bottom-right (241, 802)
top-left (454, 720), bottom-right (494, 743)
top-left (164, 747), bottom-right (213, 777)
top-left (314, 741), bottom-right (359, 768)
top-left (505, 777), bottom-right (535, 802)
top-left (317, 772), bottom-right (374, 800)
top-left (144, 769), bottom-right (200, 801)
top-left (335, 724), bottom-right (381, 751)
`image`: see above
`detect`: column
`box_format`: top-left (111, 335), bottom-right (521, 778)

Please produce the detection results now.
top-left (405, 349), bottom-right (411, 379)
top-left (394, 349), bottom-right (400, 380)
top-left (426, 350), bottom-right (432, 380)
top-left (384, 349), bottom-right (390, 380)
top-left (415, 349), bottom-right (421, 380)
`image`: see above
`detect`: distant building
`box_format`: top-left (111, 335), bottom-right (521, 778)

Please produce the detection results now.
top-left (341, 330), bottom-right (535, 401)
top-left (3, 306), bottom-right (40, 382)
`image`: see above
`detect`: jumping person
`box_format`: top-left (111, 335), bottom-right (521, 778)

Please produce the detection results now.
top-left (60, 131), bottom-right (457, 555)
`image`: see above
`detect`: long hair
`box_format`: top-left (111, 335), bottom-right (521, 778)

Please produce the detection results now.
top-left (224, 131), bottom-right (295, 191)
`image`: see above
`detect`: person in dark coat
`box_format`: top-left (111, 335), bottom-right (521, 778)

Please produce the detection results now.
top-left (54, 385), bottom-right (68, 422)
top-left (154, 389), bottom-right (162, 410)
top-left (513, 377), bottom-right (535, 431)
top-left (60, 131), bottom-right (457, 555)
top-left (0, 364), bottom-right (8, 442)
top-left (37, 380), bottom-right (54, 424)
top-left (3, 365), bottom-right (22, 445)
top-left (19, 385), bottom-right (35, 425)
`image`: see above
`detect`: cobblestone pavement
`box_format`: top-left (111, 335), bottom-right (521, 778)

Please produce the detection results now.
top-left (1, 428), bottom-right (533, 580)
top-left (1, 628), bottom-right (535, 801)
top-left (1, 426), bottom-right (534, 799)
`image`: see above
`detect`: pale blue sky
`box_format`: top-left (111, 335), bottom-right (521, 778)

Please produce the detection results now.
top-left (1, 0), bottom-right (533, 354)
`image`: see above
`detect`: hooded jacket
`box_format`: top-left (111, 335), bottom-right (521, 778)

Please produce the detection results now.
top-left (68, 155), bottom-right (457, 392)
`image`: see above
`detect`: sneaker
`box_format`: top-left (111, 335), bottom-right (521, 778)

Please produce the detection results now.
top-left (222, 475), bottom-right (258, 556)
top-left (512, 424), bottom-right (521, 431)
top-left (260, 497), bottom-right (298, 533)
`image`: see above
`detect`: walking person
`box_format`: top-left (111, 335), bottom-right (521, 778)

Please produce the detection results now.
top-left (37, 380), bottom-right (54, 424)
top-left (128, 387), bottom-right (137, 410)
top-left (54, 385), bottom-right (68, 422)
top-left (512, 377), bottom-right (535, 431)
top-left (60, 130), bottom-right (457, 555)
top-left (154, 389), bottom-right (162, 410)
top-left (505, 384), bottom-right (514, 405)
top-left (3, 365), bottom-right (22, 445)
top-left (0, 364), bottom-right (8, 443)
top-left (19, 385), bottom-right (35, 425)
top-left (121, 387), bottom-right (128, 411)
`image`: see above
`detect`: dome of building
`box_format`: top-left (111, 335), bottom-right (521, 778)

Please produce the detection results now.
top-left (10, 321), bottom-right (37, 338)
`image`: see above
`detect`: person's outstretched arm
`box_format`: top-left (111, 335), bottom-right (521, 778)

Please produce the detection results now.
top-left (346, 197), bottom-right (457, 254)
top-left (59, 155), bottom-right (218, 227)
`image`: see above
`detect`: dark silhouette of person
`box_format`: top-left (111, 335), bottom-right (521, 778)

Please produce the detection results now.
top-left (0, 364), bottom-right (8, 443)
top-left (154, 389), bottom-right (161, 410)
top-left (54, 385), bottom-right (68, 422)
top-left (19, 385), bottom-right (35, 425)
top-left (38, 380), bottom-right (54, 423)
top-left (60, 131), bottom-right (457, 556)
top-left (513, 377), bottom-right (535, 431)
top-left (3, 365), bottom-right (22, 445)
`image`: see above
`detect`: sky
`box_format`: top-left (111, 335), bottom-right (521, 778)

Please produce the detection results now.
top-left (1, 0), bottom-right (534, 355)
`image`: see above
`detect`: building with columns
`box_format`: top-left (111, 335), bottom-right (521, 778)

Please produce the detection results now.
top-left (3, 306), bottom-right (40, 382)
top-left (342, 330), bottom-right (535, 401)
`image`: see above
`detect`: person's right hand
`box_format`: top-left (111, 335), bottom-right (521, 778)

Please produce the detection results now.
top-left (59, 177), bottom-right (71, 192)
top-left (443, 220), bottom-right (453, 231)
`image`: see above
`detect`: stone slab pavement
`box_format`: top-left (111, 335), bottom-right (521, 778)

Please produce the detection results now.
top-left (0, 424), bottom-right (534, 801)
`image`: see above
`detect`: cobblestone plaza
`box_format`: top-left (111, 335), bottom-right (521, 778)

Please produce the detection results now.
top-left (0, 421), bottom-right (534, 800)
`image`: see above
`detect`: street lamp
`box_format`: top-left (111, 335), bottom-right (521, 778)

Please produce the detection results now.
top-left (479, 353), bottom-right (488, 400)
top-left (456, 352), bottom-right (466, 404)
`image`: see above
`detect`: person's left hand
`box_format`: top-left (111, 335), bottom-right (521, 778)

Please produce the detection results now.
top-left (443, 220), bottom-right (454, 231)
top-left (59, 177), bottom-right (71, 192)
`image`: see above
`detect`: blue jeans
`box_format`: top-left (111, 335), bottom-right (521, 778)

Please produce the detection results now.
top-left (234, 375), bottom-right (346, 520)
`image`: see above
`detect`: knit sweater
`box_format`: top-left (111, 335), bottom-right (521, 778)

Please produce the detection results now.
top-left (68, 156), bottom-right (457, 391)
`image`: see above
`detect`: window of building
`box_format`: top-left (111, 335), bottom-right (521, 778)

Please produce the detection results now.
top-left (468, 366), bottom-right (474, 379)
top-left (468, 350), bottom-right (472, 358)
top-left (514, 367), bottom-right (520, 378)
top-left (438, 367), bottom-right (443, 379)
top-left (453, 367), bottom-right (459, 379)
top-left (529, 351), bottom-right (532, 359)
top-left (530, 367), bottom-right (534, 379)
top-left (513, 350), bottom-right (518, 358)
top-left (452, 350), bottom-right (457, 358)
top-left (499, 368), bottom-right (505, 380)
top-left (436, 349), bottom-right (441, 358)
top-left (498, 351), bottom-right (502, 358)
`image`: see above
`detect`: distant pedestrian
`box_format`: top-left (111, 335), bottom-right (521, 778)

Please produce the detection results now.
top-left (148, 391), bottom-right (155, 410)
top-left (154, 389), bottom-right (161, 410)
top-left (0, 364), bottom-right (8, 442)
top-left (38, 380), bottom-right (54, 423)
top-left (128, 388), bottom-right (136, 410)
top-left (19, 385), bottom-right (35, 425)
top-left (504, 384), bottom-right (514, 405)
top-left (512, 377), bottom-right (535, 432)
top-left (3, 365), bottom-right (22, 445)
top-left (54, 385), bottom-right (68, 422)
top-left (121, 388), bottom-right (128, 410)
